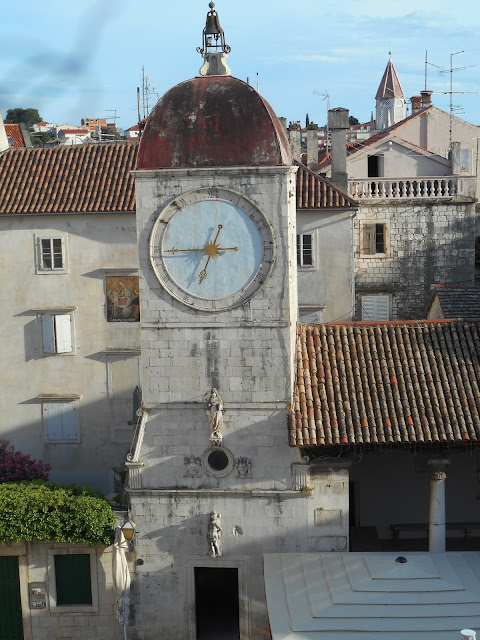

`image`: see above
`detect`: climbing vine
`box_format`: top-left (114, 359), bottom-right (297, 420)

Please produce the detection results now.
top-left (0, 482), bottom-right (116, 546)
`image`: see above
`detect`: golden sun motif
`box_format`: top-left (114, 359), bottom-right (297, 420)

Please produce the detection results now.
top-left (204, 241), bottom-right (221, 258)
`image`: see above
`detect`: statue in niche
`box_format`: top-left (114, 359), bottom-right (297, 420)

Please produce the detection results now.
top-left (235, 456), bottom-right (252, 478)
top-left (207, 511), bottom-right (222, 558)
top-left (208, 388), bottom-right (224, 446)
top-left (184, 455), bottom-right (202, 478)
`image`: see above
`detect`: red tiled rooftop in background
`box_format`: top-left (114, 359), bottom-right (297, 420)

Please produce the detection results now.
top-left (0, 144), bottom-right (353, 214)
top-left (0, 144), bottom-right (137, 214)
top-left (5, 124), bottom-right (25, 148)
top-left (292, 320), bottom-right (480, 448)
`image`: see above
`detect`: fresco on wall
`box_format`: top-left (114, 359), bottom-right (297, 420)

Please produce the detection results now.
top-left (106, 276), bottom-right (140, 322)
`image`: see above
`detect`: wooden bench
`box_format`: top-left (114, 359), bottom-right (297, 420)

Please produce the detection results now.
top-left (391, 522), bottom-right (480, 541)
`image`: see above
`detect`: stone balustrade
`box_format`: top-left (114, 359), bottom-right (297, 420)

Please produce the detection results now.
top-left (348, 176), bottom-right (476, 199)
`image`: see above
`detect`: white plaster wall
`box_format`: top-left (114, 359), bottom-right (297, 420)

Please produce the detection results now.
top-left (297, 210), bottom-right (354, 322)
top-left (0, 214), bottom-right (140, 493)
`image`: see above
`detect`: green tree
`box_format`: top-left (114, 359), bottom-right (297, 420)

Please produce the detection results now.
top-left (348, 115), bottom-right (360, 125)
top-left (31, 131), bottom-right (54, 147)
top-left (5, 108), bottom-right (42, 129)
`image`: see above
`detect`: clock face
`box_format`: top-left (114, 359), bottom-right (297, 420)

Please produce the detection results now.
top-left (150, 187), bottom-right (275, 311)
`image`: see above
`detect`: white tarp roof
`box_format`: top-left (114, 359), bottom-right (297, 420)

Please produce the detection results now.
top-left (264, 552), bottom-right (480, 640)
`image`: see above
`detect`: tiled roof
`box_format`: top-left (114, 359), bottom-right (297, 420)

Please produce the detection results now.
top-left (0, 144), bottom-right (353, 215)
top-left (375, 58), bottom-right (405, 100)
top-left (429, 286), bottom-right (480, 319)
top-left (0, 144), bottom-right (137, 214)
top-left (291, 320), bottom-right (480, 448)
top-left (5, 124), bottom-right (25, 148)
top-left (295, 161), bottom-right (356, 209)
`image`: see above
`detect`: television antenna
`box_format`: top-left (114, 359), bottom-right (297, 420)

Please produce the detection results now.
top-left (424, 51), bottom-right (478, 144)
top-left (313, 89), bottom-right (330, 148)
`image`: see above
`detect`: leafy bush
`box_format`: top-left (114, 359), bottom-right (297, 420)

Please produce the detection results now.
top-left (0, 440), bottom-right (51, 483)
top-left (0, 482), bottom-right (116, 546)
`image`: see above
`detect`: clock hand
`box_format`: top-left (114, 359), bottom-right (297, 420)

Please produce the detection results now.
top-left (199, 224), bottom-right (223, 285)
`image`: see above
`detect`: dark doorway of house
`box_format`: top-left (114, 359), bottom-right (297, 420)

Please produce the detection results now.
top-left (0, 556), bottom-right (24, 640)
top-left (195, 567), bottom-right (240, 640)
top-left (368, 155), bottom-right (380, 177)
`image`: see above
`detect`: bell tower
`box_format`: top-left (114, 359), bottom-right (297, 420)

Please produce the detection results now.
top-left (375, 54), bottom-right (406, 129)
top-left (126, 5), bottom-right (323, 639)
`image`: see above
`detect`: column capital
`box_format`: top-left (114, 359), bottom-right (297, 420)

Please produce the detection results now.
top-left (428, 458), bottom-right (450, 481)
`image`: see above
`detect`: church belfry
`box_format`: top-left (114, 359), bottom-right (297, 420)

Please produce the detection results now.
top-left (375, 54), bottom-right (406, 130)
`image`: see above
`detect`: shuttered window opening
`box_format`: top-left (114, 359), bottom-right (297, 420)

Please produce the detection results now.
top-left (54, 555), bottom-right (92, 605)
top-left (361, 295), bottom-right (390, 321)
top-left (297, 233), bottom-right (313, 266)
top-left (41, 314), bottom-right (73, 354)
top-left (43, 401), bottom-right (78, 442)
top-left (38, 237), bottom-right (65, 271)
top-left (361, 223), bottom-right (387, 255)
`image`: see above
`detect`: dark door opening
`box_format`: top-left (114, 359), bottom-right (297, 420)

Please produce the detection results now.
top-left (195, 567), bottom-right (240, 640)
top-left (367, 155), bottom-right (380, 177)
top-left (0, 556), bottom-right (24, 640)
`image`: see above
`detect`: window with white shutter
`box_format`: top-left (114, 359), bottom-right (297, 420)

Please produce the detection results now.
top-left (41, 314), bottom-right (73, 354)
top-left (43, 401), bottom-right (78, 442)
top-left (360, 295), bottom-right (390, 321)
top-left (296, 233), bottom-right (314, 267)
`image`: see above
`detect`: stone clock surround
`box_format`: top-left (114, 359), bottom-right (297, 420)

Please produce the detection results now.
top-left (134, 165), bottom-right (298, 407)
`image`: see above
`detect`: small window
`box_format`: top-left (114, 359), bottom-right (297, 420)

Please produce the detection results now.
top-left (360, 295), bottom-right (390, 321)
top-left (36, 236), bottom-right (66, 273)
top-left (297, 233), bottom-right (313, 267)
top-left (54, 555), bottom-right (92, 605)
top-left (361, 223), bottom-right (387, 255)
top-left (43, 401), bottom-right (78, 442)
top-left (460, 149), bottom-right (470, 172)
top-left (41, 313), bottom-right (73, 354)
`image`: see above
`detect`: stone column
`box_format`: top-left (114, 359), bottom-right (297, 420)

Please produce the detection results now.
top-left (428, 459), bottom-right (450, 553)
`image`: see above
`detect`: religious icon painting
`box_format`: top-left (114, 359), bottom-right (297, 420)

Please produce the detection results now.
top-left (106, 276), bottom-right (140, 322)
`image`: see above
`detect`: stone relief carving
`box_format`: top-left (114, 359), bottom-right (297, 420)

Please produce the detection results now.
top-left (184, 455), bottom-right (202, 478)
top-left (208, 388), bottom-right (224, 446)
top-left (235, 456), bottom-right (252, 478)
top-left (207, 511), bottom-right (222, 558)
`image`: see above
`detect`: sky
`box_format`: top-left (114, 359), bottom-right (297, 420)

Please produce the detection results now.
top-left (1, 0), bottom-right (479, 131)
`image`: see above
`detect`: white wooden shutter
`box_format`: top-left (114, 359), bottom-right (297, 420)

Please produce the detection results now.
top-left (361, 295), bottom-right (389, 321)
top-left (41, 315), bottom-right (56, 353)
top-left (54, 314), bottom-right (72, 353)
top-left (43, 402), bottom-right (77, 441)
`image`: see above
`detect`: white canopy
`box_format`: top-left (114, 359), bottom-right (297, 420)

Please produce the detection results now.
top-left (264, 552), bottom-right (480, 640)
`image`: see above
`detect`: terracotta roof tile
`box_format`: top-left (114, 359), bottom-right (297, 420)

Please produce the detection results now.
top-left (291, 320), bottom-right (480, 448)
top-left (294, 160), bottom-right (356, 209)
top-left (5, 124), bottom-right (25, 148)
top-left (0, 144), bottom-right (137, 214)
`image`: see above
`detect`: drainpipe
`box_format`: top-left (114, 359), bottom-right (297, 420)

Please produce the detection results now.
top-left (428, 459), bottom-right (450, 552)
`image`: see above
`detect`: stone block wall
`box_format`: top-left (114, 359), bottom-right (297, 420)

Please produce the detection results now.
top-left (354, 200), bottom-right (476, 319)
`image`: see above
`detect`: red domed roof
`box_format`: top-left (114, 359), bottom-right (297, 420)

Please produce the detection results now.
top-left (136, 75), bottom-right (292, 169)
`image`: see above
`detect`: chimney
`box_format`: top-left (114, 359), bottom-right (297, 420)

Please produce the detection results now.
top-left (421, 90), bottom-right (433, 109)
top-left (306, 123), bottom-right (319, 169)
top-left (450, 141), bottom-right (462, 174)
top-left (0, 111), bottom-right (9, 152)
top-left (411, 95), bottom-right (422, 115)
top-left (288, 122), bottom-right (302, 161)
top-left (328, 108), bottom-right (349, 193)
top-left (278, 116), bottom-right (287, 131)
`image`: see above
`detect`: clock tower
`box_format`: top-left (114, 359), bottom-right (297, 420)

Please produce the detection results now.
top-left (127, 5), bottom-right (312, 639)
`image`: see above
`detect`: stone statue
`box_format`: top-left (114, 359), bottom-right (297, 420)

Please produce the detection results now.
top-left (207, 511), bottom-right (222, 558)
top-left (208, 388), bottom-right (224, 446)
top-left (235, 456), bottom-right (252, 478)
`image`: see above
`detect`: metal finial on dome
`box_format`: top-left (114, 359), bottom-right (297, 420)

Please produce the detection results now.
top-left (197, 3), bottom-right (231, 77)
top-left (197, 2), bottom-right (231, 57)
